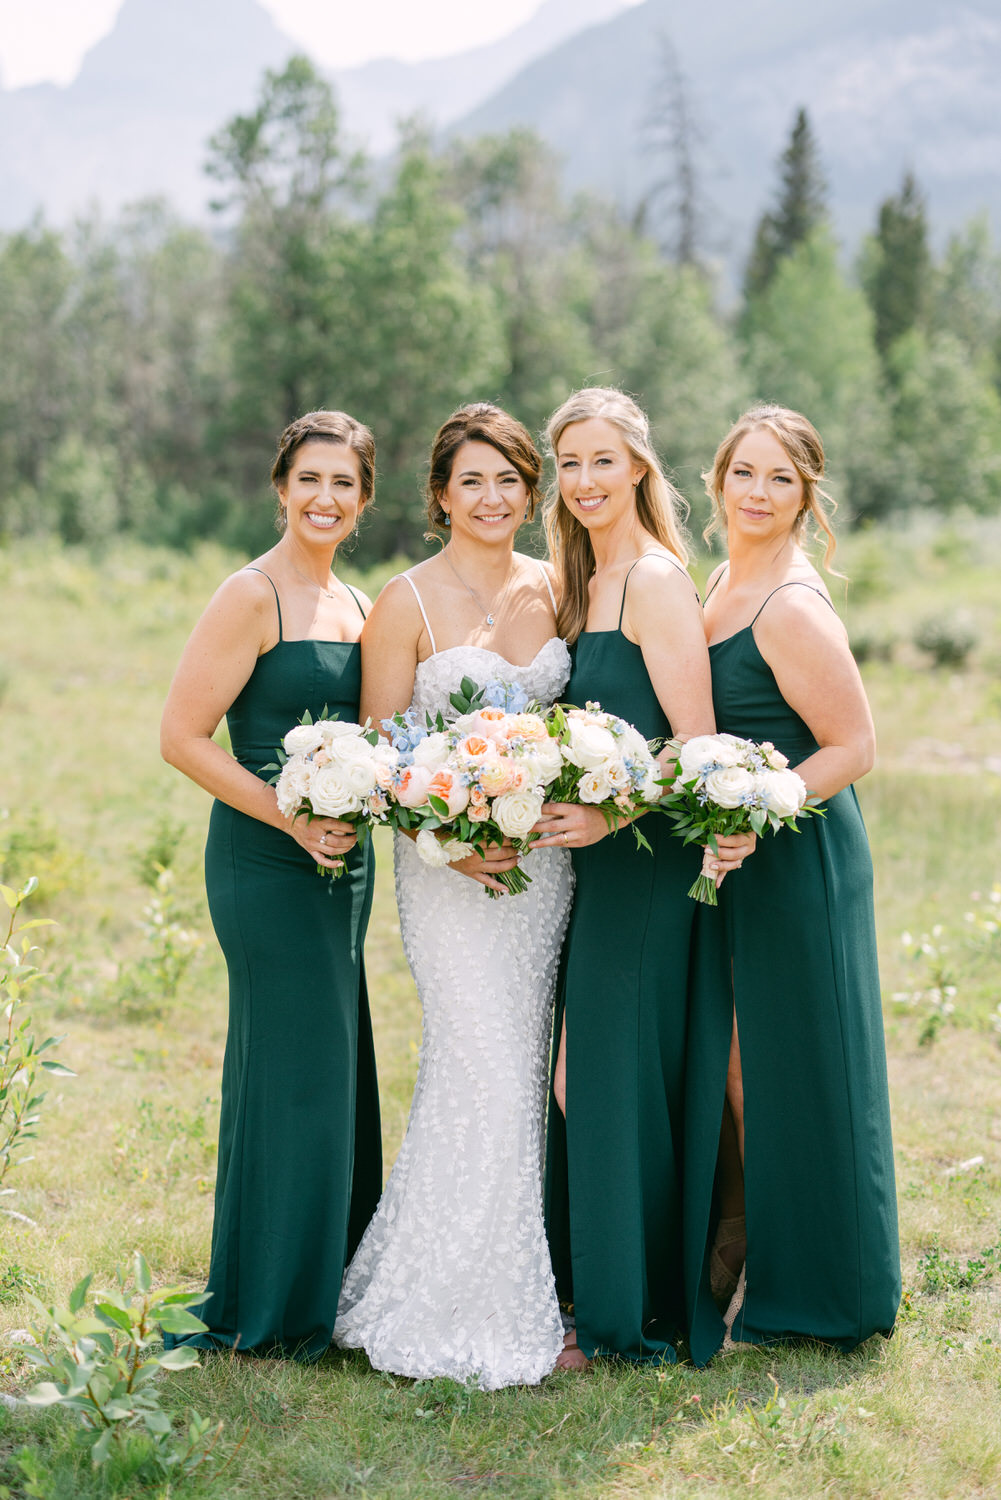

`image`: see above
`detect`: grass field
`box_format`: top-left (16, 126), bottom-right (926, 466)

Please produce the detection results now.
top-left (0, 523), bottom-right (999, 1498)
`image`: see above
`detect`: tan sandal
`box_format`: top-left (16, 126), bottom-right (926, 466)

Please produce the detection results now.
top-left (719, 1266), bottom-right (754, 1355)
top-left (553, 1329), bottom-right (591, 1373)
top-left (710, 1213), bottom-right (746, 1311)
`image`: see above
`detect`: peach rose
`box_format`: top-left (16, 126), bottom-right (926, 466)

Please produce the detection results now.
top-left (467, 707), bottom-right (509, 742)
top-left (427, 768), bottom-right (470, 818)
top-left (394, 764), bottom-right (434, 808)
top-left (478, 757), bottom-right (522, 796)
top-left (454, 734), bottom-right (493, 763)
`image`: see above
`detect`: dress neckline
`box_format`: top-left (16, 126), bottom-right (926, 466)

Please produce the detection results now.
top-left (258, 637), bottom-right (361, 659)
top-left (415, 637), bottom-right (568, 673)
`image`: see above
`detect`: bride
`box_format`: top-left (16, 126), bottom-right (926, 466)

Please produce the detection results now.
top-left (333, 403), bottom-right (573, 1389)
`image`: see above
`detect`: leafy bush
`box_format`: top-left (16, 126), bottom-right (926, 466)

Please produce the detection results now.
top-left (22, 1252), bottom-right (220, 1473)
top-left (0, 876), bottom-right (74, 1195)
top-left (913, 611), bottom-right (979, 668)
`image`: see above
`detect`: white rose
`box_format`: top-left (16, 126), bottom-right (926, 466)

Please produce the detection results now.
top-left (578, 767), bottom-right (613, 803)
top-left (493, 788), bottom-right (544, 839)
top-left (283, 724), bottom-right (324, 757)
top-left (318, 719), bottom-right (360, 743)
top-left (412, 732), bottom-right (451, 769)
top-left (677, 735), bottom-right (726, 778)
top-left (275, 756), bottom-right (313, 816)
top-left (440, 837), bottom-right (476, 864)
top-left (702, 765), bottom-right (756, 809)
top-left (309, 764), bottom-right (363, 817)
top-left (762, 768), bottom-right (807, 818)
top-left (415, 828), bottom-right (450, 867)
top-left (638, 764), bottom-right (663, 802)
top-left (606, 760), bottom-right (632, 792)
top-left (523, 738), bottom-right (563, 786)
top-left (564, 721), bottom-right (619, 770)
top-left (762, 742), bottom-right (790, 771)
top-left (616, 722), bottom-right (650, 759)
top-left (325, 732), bottom-right (376, 767)
top-left (339, 757), bottom-right (380, 797)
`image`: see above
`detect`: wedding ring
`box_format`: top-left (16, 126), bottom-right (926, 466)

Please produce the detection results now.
top-left (320, 833), bottom-right (328, 845)
top-left (563, 832), bottom-right (570, 845)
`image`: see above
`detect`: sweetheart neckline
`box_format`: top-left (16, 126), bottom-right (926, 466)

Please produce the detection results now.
top-left (415, 638), bottom-right (569, 673)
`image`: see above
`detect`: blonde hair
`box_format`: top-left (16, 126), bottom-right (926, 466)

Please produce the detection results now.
top-left (702, 404), bottom-right (838, 567)
top-left (542, 387), bottom-right (690, 643)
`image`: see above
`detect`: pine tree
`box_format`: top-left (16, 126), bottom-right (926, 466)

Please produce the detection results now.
top-left (743, 107), bottom-right (827, 301)
top-left (866, 171), bottom-right (930, 360)
top-left (638, 34), bottom-right (709, 268)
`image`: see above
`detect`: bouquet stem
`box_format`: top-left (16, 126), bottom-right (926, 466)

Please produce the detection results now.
top-left (487, 865), bottom-right (533, 900)
top-left (687, 872), bottom-right (719, 906)
top-left (688, 846), bottom-right (721, 905)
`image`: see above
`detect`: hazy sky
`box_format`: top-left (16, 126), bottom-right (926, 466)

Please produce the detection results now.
top-left (0, 0), bottom-right (634, 88)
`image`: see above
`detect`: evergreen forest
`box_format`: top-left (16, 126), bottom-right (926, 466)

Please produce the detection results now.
top-left (2, 57), bottom-right (1000, 561)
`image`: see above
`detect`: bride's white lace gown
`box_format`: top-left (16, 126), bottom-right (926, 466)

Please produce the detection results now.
top-left (334, 625), bottom-right (573, 1390)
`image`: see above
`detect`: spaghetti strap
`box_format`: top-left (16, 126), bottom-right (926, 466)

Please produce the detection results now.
top-left (536, 559), bottom-right (558, 614)
top-left (703, 566), bottom-right (728, 605)
top-left (398, 572), bottom-right (437, 655)
top-left (750, 580), bottom-right (835, 628)
top-left (344, 583), bottom-right (368, 622)
top-left (245, 566), bottom-right (283, 641)
top-left (617, 551), bottom-right (694, 630)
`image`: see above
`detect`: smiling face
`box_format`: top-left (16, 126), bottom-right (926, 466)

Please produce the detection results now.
top-left (439, 440), bottom-right (529, 547)
top-left (279, 439), bottom-right (365, 550)
top-left (555, 417), bottom-right (646, 533)
top-left (721, 427), bottom-right (804, 544)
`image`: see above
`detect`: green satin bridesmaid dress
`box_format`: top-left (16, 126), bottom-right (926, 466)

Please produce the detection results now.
top-left (684, 582), bottom-right (900, 1365)
top-left (545, 557), bottom-right (703, 1362)
top-left (168, 572), bottom-right (382, 1361)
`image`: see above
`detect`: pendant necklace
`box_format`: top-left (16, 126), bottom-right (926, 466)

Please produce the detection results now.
top-left (443, 548), bottom-right (513, 629)
top-left (289, 558), bottom-right (340, 600)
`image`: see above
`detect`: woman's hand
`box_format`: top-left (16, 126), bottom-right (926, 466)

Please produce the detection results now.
top-left (451, 840), bottom-right (522, 894)
top-left (530, 801), bottom-right (617, 851)
top-left (703, 831), bottom-right (756, 887)
top-left (286, 813), bottom-right (357, 870)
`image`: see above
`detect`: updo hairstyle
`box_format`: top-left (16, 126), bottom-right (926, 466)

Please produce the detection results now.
top-left (702, 404), bottom-right (837, 566)
top-left (425, 403), bottom-right (543, 533)
top-left (271, 410), bottom-right (376, 530)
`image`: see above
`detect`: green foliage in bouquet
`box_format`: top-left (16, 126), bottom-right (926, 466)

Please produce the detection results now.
top-left (0, 876), bottom-right (74, 1198)
top-left (21, 1252), bottom-right (220, 1473)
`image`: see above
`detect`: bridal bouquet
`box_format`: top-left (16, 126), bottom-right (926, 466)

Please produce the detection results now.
top-left (542, 702), bottom-right (665, 853)
top-left (265, 712), bottom-right (399, 877)
top-left (659, 732), bottom-right (823, 904)
top-left (383, 679), bottom-right (563, 897)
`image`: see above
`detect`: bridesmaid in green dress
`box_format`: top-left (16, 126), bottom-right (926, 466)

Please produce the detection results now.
top-left (532, 388), bottom-right (752, 1369)
top-left (160, 411), bottom-right (382, 1359)
top-left (685, 404), bottom-right (899, 1364)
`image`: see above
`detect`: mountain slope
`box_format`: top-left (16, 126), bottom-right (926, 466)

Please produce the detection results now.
top-left (0, 0), bottom-right (297, 224)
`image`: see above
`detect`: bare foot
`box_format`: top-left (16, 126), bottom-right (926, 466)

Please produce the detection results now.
top-left (553, 1330), bottom-right (591, 1373)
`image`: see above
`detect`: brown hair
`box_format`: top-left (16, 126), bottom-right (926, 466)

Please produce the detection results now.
top-left (425, 403), bottom-right (543, 531)
top-left (542, 387), bottom-right (690, 643)
top-left (703, 404), bottom-right (838, 566)
top-left (271, 410), bottom-right (376, 529)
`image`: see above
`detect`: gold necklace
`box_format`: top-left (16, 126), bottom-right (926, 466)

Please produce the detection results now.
top-left (443, 549), bottom-right (514, 628)
top-left (288, 558), bottom-right (340, 600)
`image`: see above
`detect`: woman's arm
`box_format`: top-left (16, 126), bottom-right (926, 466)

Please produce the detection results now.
top-left (359, 576), bottom-right (424, 729)
top-left (535, 559), bottom-right (751, 868)
top-left (160, 571), bottom-right (351, 868)
top-left (754, 589), bottom-right (875, 800)
top-left (361, 575), bottom-right (520, 892)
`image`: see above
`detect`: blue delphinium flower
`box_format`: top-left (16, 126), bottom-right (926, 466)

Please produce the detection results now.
top-left (482, 679), bottom-right (530, 713)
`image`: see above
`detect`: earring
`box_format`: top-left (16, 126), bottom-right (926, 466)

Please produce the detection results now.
top-left (443, 514), bottom-right (451, 527)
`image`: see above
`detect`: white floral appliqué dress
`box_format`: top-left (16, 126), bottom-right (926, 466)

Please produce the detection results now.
top-left (334, 627), bottom-right (573, 1389)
